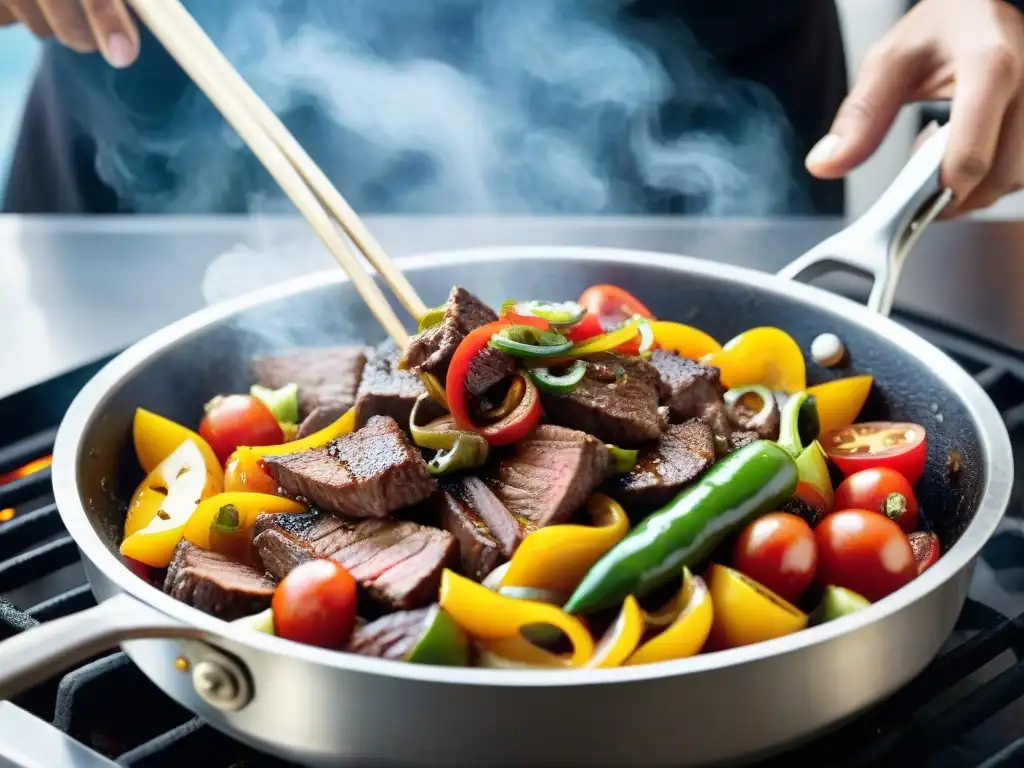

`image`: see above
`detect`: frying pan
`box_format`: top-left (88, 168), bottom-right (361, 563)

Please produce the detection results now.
top-left (0, 126), bottom-right (1013, 767)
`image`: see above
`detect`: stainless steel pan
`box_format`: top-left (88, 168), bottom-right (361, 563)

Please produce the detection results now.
top-left (0, 126), bottom-right (1013, 767)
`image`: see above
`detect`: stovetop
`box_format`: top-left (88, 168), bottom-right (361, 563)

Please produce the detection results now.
top-left (0, 308), bottom-right (1022, 768)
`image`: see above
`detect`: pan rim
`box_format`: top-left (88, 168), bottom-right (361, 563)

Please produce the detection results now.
top-left (52, 244), bottom-right (1013, 687)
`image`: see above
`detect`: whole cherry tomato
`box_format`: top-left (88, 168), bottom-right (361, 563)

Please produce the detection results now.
top-left (272, 559), bottom-right (358, 648)
top-left (815, 510), bottom-right (917, 602)
top-left (199, 395), bottom-right (284, 465)
top-left (821, 422), bottom-right (927, 484)
top-left (908, 531), bottom-right (940, 575)
top-left (732, 512), bottom-right (818, 603)
top-left (224, 447), bottom-right (280, 495)
top-left (578, 285), bottom-right (654, 328)
top-left (833, 467), bottom-right (919, 533)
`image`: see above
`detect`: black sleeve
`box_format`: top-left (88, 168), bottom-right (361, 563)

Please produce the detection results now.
top-left (1005, 0), bottom-right (1024, 14)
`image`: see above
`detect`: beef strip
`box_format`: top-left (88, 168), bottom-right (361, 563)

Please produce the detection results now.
top-left (489, 424), bottom-right (609, 528)
top-left (252, 346), bottom-right (367, 419)
top-left (436, 475), bottom-right (523, 581)
top-left (355, 340), bottom-right (445, 431)
top-left (264, 415), bottom-right (437, 518)
top-left (346, 607), bottom-right (433, 660)
top-left (610, 419), bottom-right (716, 513)
top-left (651, 350), bottom-right (723, 423)
top-left (541, 358), bottom-right (666, 446)
top-left (296, 400), bottom-right (349, 439)
top-left (254, 511), bottom-right (456, 610)
top-left (405, 286), bottom-right (515, 399)
top-left (163, 540), bottom-right (276, 620)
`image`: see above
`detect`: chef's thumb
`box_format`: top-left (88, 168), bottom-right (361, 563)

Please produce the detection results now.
top-left (806, 44), bottom-right (917, 179)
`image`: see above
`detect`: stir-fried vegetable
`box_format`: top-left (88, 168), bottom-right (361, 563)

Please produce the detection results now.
top-left (578, 285), bottom-right (653, 326)
top-left (183, 492), bottom-right (305, 555)
top-left (200, 394), bottom-right (284, 465)
top-left (908, 531), bottom-right (940, 574)
top-left (704, 327), bottom-right (806, 393)
top-left (501, 300), bottom-right (587, 328)
top-left (587, 596), bottom-right (646, 668)
top-left (565, 316), bottom-right (651, 358)
top-left (808, 585), bottom-right (870, 626)
top-left (272, 559), bottom-right (358, 649)
top-left (250, 382), bottom-right (299, 426)
top-left (778, 392), bottom-right (833, 517)
top-left (650, 320), bottom-right (722, 360)
top-left (805, 376), bottom-right (873, 434)
top-left (821, 421), bottom-right (928, 484)
top-left (427, 432), bottom-right (490, 476)
top-left (627, 568), bottom-right (714, 665)
top-left (606, 444), bottom-right (639, 475)
top-left (706, 564), bottom-right (808, 649)
top-left (732, 513), bottom-right (817, 603)
top-left (814, 511), bottom-right (916, 602)
top-left (224, 447), bottom-right (279, 495)
top-left (251, 406), bottom-right (356, 458)
top-left (564, 440), bottom-right (798, 615)
top-left (489, 325), bottom-right (573, 358)
top-left (834, 467), bottom-right (919, 533)
top-left (132, 408), bottom-right (223, 485)
top-left (527, 360), bottom-right (587, 394)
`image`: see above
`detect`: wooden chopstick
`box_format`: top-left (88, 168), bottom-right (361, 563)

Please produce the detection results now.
top-left (124, 0), bottom-right (428, 349)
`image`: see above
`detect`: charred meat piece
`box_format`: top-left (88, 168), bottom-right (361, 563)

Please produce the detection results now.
top-left (355, 340), bottom-right (444, 431)
top-left (652, 350), bottom-right (724, 423)
top-left (437, 475), bottom-right (523, 581)
top-left (610, 419), bottom-right (716, 513)
top-left (727, 399), bottom-right (780, 441)
top-left (489, 424), bottom-right (609, 528)
top-left (700, 400), bottom-right (769, 458)
top-left (264, 416), bottom-right (437, 518)
top-left (296, 400), bottom-right (349, 439)
top-left (163, 540), bottom-right (276, 621)
top-left (254, 511), bottom-right (456, 610)
top-left (252, 346), bottom-right (367, 419)
top-left (541, 358), bottom-right (665, 446)
top-left (346, 607), bottom-right (435, 660)
top-left (405, 287), bottom-right (516, 400)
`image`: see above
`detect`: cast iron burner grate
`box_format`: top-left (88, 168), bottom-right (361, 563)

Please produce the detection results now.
top-left (1, 312), bottom-right (1023, 768)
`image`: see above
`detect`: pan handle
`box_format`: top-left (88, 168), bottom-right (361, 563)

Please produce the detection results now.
top-left (0, 592), bottom-right (200, 701)
top-left (777, 122), bottom-right (954, 317)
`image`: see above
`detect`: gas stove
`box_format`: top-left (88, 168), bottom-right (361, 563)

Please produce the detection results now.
top-left (0, 309), bottom-right (1021, 768)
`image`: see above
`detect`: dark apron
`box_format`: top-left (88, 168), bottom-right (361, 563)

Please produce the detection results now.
top-left (1, 1), bottom-right (845, 215)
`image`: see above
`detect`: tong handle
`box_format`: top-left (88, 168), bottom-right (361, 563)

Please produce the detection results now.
top-left (778, 123), bottom-right (954, 317)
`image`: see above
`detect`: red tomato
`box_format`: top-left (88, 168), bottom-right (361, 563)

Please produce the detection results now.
top-left (224, 448), bottom-right (280, 495)
top-left (815, 510), bottom-right (917, 602)
top-left (199, 395), bottom-right (284, 465)
top-left (578, 285), bottom-right (654, 328)
top-left (908, 531), bottom-right (940, 574)
top-left (732, 512), bottom-right (818, 603)
top-left (272, 559), bottom-right (358, 648)
top-left (821, 422), bottom-right (927, 484)
top-left (833, 467), bottom-right (919, 533)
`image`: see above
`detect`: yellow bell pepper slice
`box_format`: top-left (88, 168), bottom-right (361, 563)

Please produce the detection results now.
top-left (183, 492), bottom-right (305, 553)
top-left (476, 636), bottom-right (573, 669)
top-left (249, 406), bottom-right (356, 458)
top-left (500, 494), bottom-right (630, 595)
top-left (702, 327), bottom-right (806, 393)
top-left (650, 321), bottom-right (721, 360)
top-left (132, 408), bottom-right (223, 487)
top-left (705, 564), bottom-right (807, 650)
top-left (565, 319), bottom-right (643, 358)
top-left (627, 568), bottom-right (713, 665)
top-left (121, 441), bottom-right (219, 567)
top-left (438, 570), bottom-right (594, 667)
top-left (587, 595), bottom-right (645, 668)
top-left (806, 375), bottom-right (873, 434)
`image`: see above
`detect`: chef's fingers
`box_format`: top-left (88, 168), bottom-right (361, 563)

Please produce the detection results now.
top-left (940, 45), bottom-right (1021, 206)
top-left (805, 38), bottom-right (930, 179)
top-left (4, 0), bottom-right (54, 38)
top-left (35, 0), bottom-right (94, 52)
top-left (943, 93), bottom-right (1024, 217)
top-left (80, 0), bottom-right (139, 68)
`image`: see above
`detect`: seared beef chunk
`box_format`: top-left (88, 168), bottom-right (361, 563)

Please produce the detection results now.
top-left (355, 340), bottom-right (444, 430)
top-left (651, 350), bottom-right (723, 422)
top-left (254, 511), bottom-right (456, 609)
top-left (264, 416), bottom-right (437, 518)
top-left (700, 400), bottom-right (768, 458)
top-left (346, 607), bottom-right (432, 660)
top-left (727, 400), bottom-right (780, 441)
top-left (611, 419), bottom-right (715, 513)
top-left (541, 358), bottom-right (665, 446)
top-left (489, 424), bottom-right (609, 528)
top-left (728, 429), bottom-right (759, 452)
top-left (437, 476), bottom-right (523, 581)
top-left (405, 287), bottom-right (516, 399)
top-left (296, 400), bottom-right (349, 439)
top-left (163, 541), bottom-right (275, 620)
top-left (252, 346), bottom-right (367, 419)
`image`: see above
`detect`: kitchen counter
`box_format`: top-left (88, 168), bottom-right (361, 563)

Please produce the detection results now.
top-left (3, 214), bottom-right (1024, 399)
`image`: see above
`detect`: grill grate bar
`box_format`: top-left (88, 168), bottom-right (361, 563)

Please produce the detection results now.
top-left (979, 735), bottom-right (1024, 768)
top-left (0, 467), bottom-right (53, 509)
top-left (0, 535), bottom-right (78, 593)
top-left (0, 503), bottom-right (61, 557)
top-left (27, 585), bottom-right (95, 622)
top-left (0, 428), bottom-right (55, 476)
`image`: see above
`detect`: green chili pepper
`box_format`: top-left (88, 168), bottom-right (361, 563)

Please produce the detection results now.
top-left (427, 433), bottom-right (490, 476)
top-left (777, 391), bottom-right (820, 457)
top-left (501, 299), bottom-right (587, 327)
top-left (211, 504), bottom-right (241, 535)
top-left (418, 305), bottom-right (447, 332)
top-left (563, 440), bottom-right (798, 615)
top-left (528, 360), bottom-right (587, 394)
top-left (488, 325), bottom-right (572, 358)
top-left (250, 383), bottom-right (299, 425)
top-left (606, 444), bottom-right (639, 474)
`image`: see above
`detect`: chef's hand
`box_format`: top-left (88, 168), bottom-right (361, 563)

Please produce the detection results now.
top-left (806, 0), bottom-right (1024, 217)
top-left (0, 0), bottom-right (139, 69)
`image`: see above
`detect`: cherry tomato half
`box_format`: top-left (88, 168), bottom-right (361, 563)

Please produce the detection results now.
top-left (272, 559), bottom-right (358, 648)
top-left (833, 467), bottom-right (919, 534)
top-left (578, 285), bottom-right (654, 328)
top-left (815, 510), bottom-right (917, 602)
top-left (908, 531), bottom-right (940, 575)
top-left (224, 447), bottom-right (280, 495)
top-left (732, 512), bottom-right (818, 603)
top-left (200, 395), bottom-right (284, 466)
top-left (821, 422), bottom-right (927, 484)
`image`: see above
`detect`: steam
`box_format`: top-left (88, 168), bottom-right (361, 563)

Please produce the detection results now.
top-left (91, 0), bottom-right (800, 219)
